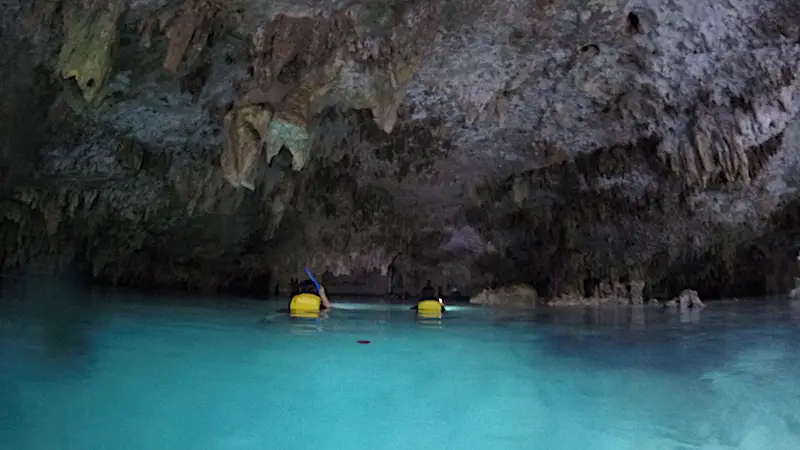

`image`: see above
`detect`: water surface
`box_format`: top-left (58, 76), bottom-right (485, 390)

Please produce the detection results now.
top-left (2, 289), bottom-right (800, 450)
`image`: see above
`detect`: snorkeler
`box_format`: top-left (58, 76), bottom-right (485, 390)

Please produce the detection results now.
top-left (259, 279), bottom-right (332, 322)
top-left (411, 280), bottom-right (447, 314)
top-left (288, 279), bottom-right (332, 313)
top-left (420, 280), bottom-right (436, 300)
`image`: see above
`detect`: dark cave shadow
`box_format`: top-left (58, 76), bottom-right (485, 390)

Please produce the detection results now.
top-left (1, 272), bottom-right (103, 379)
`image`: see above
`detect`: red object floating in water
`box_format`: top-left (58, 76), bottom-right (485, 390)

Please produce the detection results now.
top-left (357, 340), bottom-right (371, 344)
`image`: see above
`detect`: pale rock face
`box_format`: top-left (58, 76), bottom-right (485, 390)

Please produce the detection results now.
top-left (469, 284), bottom-right (538, 306)
top-left (629, 280), bottom-right (645, 304)
top-left (659, 289), bottom-right (705, 311)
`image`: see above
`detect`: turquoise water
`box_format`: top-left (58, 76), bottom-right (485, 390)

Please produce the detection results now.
top-left (2, 288), bottom-right (800, 450)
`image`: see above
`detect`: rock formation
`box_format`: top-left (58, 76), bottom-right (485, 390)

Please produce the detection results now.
top-left (469, 284), bottom-right (538, 307)
top-left (1, 0), bottom-right (800, 298)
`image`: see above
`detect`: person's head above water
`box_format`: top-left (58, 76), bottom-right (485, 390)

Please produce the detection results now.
top-left (420, 281), bottom-right (435, 298)
top-left (298, 279), bottom-right (318, 294)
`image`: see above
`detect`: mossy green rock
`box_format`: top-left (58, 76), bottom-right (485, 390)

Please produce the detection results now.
top-left (267, 119), bottom-right (311, 171)
top-left (57, 2), bottom-right (124, 103)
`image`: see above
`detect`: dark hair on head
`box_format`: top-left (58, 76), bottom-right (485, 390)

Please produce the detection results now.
top-left (299, 280), bottom-right (317, 294)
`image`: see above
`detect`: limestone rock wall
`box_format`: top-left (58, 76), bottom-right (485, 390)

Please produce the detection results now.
top-left (0, 0), bottom-right (799, 298)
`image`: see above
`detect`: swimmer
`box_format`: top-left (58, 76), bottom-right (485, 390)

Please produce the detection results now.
top-left (411, 280), bottom-right (447, 313)
top-left (420, 280), bottom-right (435, 300)
top-left (294, 279), bottom-right (332, 310)
top-left (283, 279), bottom-right (332, 318)
top-left (263, 279), bottom-right (332, 322)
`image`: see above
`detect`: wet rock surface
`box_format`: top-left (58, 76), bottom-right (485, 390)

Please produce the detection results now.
top-left (1, 0), bottom-right (799, 299)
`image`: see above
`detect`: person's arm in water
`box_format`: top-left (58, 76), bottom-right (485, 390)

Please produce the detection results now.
top-left (319, 286), bottom-right (332, 309)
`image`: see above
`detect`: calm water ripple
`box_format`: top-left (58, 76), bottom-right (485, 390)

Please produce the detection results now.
top-left (1, 290), bottom-right (799, 450)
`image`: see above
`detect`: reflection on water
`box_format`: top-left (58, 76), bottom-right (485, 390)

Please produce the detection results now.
top-left (1, 284), bottom-right (800, 450)
top-left (0, 276), bottom-right (101, 378)
top-left (289, 317), bottom-right (324, 334)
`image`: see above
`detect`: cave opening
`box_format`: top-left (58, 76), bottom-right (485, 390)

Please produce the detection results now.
top-left (531, 274), bottom-right (550, 300)
top-left (648, 246), bottom-right (773, 301)
top-left (582, 275), bottom-right (600, 298)
top-left (627, 12), bottom-right (641, 34)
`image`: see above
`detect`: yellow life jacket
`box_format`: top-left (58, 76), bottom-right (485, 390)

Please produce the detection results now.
top-left (417, 299), bottom-right (443, 318)
top-left (290, 293), bottom-right (321, 314)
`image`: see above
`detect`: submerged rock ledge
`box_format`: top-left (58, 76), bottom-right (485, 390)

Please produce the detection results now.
top-left (1, 0), bottom-right (800, 299)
